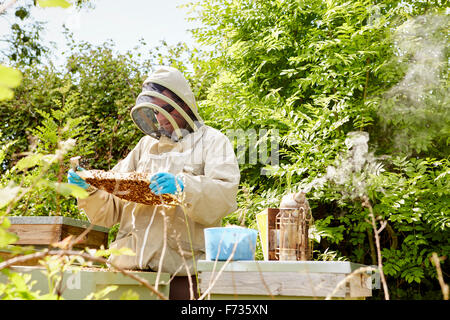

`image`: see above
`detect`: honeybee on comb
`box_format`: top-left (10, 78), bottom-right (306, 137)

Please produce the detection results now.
top-left (77, 170), bottom-right (177, 206)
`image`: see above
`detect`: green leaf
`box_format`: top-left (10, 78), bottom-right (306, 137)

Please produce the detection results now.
top-left (0, 87), bottom-right (14, 101)
top-left (37, 0), bottom-right (72, 8)
top-left (0, 217), bottom-right (11, 229)
top-left (0, 140), bottom-right (16, 164)
top-left (94, 247), bottom-right (135, 257)
top-left (84, 285), bottom-right (118, 300)
top-left (15, 153), bottom-right (44, 171)
top-left (52, 182), bottom-right (73, 197)
top-left (0, 65), bottom-right (22, 87)
top-left (59, 183), bottom-right (89, 199)
top-left (46, 182), bottom-right (89, 199)
top-left (9, 272), bottom-right (29, 291)
top-left (0, 226), bottom-right (19, 247)
top-left (0, 184), bottom-right (21, 209)
top-left (0, 65), bottom-right (22, 101)
top-left (120, 289), bottom-right (140, 300)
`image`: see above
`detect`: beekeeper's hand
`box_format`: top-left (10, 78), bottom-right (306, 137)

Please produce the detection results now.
top-left (149, 172), bottom-right (184, 195)
top-left (67, 166), bottom-right (90, 190)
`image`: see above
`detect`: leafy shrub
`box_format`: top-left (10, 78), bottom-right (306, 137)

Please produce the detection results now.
top-left (188, 0), bottom-right (449, 299)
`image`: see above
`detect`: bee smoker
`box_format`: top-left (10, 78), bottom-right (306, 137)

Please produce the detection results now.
top-left (276, 192), bottom-right (312, 261)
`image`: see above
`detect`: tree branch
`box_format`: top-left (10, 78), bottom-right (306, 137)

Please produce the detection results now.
top-left (377, 220), bottom-right (387, 234)
top-left (198, 240), bottom-right (239, 300)
top-left (326, 266), bottom-right (377, 300)
top-left (430, 253), bottom-right (449, 300)
top-left (361, 195), bottom-right (390, 300)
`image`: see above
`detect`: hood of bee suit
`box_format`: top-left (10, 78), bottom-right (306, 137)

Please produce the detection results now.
top-left (130, 66), bottom-right (204, 141)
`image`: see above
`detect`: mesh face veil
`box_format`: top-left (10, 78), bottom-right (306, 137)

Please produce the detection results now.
top-left (131, 81), bottom-right (201, 141)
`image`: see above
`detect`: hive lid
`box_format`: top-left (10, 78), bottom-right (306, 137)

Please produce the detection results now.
top-left (77, 170), bottom-right (178, 206)
top-left (7, 216), bottom-right (110, 233)
top-left (197, 260), bottom-right (374, 274)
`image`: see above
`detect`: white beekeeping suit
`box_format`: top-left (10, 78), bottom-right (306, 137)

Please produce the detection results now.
top-left (77, 66), bottom-right (240, 275)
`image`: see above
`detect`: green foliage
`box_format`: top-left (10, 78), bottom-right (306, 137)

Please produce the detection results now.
top-left (0, 35), bottom-right (157, 218)
top-left (83, 285), bottom-right (118, 300)
top-left (0, 0), bottom-right (143, 301)
top-left (0, 84), bottom-right (92, 217)
top-left (120, 289), bottom-right (140, 300)
top-left (0, 0), bottom-right (448, 301)
top-left (188, 0), bottom-right (449, 299)
top-left (0, 247), bottom-right (138, 300)
top-left (0, 217), bottom-right (18, 247)
top-left (0, 269), bottom-right (59, 300)
top-left (62, 39), bottom-right (148, 170)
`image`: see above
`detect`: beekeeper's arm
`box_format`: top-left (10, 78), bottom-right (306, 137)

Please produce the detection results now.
top-left (76, 137), bottom-right (147, 228)
top-left (181, 132), bottom-right (240, 226)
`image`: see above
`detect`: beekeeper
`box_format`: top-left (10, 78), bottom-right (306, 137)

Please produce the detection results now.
top-left (67, 66), bottom-right (240, 298)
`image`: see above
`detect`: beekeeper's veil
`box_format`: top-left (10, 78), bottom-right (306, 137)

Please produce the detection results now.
top-left (130, 66), bottom-right (203, 141)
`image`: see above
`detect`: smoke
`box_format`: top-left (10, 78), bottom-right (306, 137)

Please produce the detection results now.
top-left (297, 14), bottom-right (448, 197)
top-left (388, 14), bottom-right (446, 102)
top-left (301, 131), bottom-right (383, 200)
top-left (378, 13), bottom-right (449, 155)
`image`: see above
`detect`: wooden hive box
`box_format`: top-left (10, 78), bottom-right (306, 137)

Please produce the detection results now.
top-left (0, 266), bottom-right (170, 300)
top-left (198, 260), bottom-right (378, 300)
top-left (0, 216), bottom-right (110, 265)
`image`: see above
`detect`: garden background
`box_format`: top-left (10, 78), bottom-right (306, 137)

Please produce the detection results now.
top-left (0, 0), bottom-right (448, 300)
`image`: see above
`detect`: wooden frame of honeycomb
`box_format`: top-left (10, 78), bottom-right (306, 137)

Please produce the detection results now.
top-left (77, 170), bottom-right (177, 206)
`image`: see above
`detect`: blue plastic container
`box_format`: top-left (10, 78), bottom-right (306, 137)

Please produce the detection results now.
top-left (204, 227), bottom-right (258, 261)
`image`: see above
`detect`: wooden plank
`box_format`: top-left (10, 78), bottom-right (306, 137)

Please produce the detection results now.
top-left (199, 271), bottom-right (348, 297)
top-left (8, 224), bottom-right (61, 245)
top-left (94, 269), bottom-right (170, 285)
top-left (61, 225), bottom-right (108, 249)
top-left (197, 260), bottom-right (371, 274)
top-left (7, 224), bottom-right (108, 249)
top-left (349, 273), bottom-right (372, 297)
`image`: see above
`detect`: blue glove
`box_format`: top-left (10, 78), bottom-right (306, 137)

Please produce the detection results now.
top-left (67, 166), bottom-right (90, 190)
top-left (149, 172), bottom-right (184, 195)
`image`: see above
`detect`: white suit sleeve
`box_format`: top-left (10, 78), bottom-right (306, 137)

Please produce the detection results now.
top-left (181, 132), bottom-right (240, 226)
